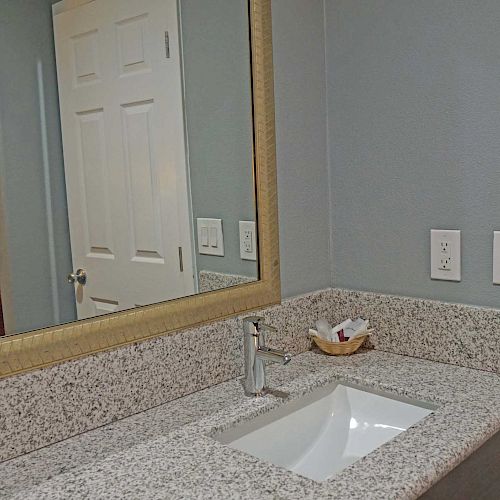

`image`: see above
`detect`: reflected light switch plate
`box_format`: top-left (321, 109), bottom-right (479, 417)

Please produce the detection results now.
top-left (197, 218), bottom-right (224, 256)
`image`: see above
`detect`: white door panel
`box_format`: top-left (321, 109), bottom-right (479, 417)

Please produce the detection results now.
top-left (54, 0), bottom-right (194, 319)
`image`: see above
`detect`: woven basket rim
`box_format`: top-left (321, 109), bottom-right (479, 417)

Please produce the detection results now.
top-left (310, 328), bottom-right (372, 344)
top-left (311, 329), bottom-right (372, 355)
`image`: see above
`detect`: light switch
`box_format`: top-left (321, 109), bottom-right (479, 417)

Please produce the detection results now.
top-left (197, 218), bottom-right (224, 256)
top-left (200, 227), bottom-right (209, 247)
top-left (239, 221), bottom-right (257, 261)
top-left (209, 227), bottom-right (218, 248)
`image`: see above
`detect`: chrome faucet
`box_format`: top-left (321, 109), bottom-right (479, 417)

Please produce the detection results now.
top-left (243, 316), bottom-right (292, 397)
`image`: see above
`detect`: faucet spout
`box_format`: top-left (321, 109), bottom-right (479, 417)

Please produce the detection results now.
top-left (257, 347), bottom-right (292, 365)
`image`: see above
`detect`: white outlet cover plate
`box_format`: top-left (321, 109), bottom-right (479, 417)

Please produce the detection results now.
top-left (197, 218), bottom-right (224, 257)
top-left (430, 229), bottom-right (461, 282)
top-left (492, 231), bottom-right (500, 285)
top-left (239, 221), bottom-right (257, 261)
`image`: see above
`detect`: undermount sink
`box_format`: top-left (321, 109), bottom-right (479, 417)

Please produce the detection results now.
top-left (216, 382), bottom-right (436, 482)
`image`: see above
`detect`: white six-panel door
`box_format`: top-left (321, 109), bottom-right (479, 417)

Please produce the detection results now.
top-left (53, 0), bottom-right (194, 319)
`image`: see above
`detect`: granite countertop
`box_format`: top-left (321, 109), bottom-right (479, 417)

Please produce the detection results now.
top-left (1, 349), bottom-right (500, 500)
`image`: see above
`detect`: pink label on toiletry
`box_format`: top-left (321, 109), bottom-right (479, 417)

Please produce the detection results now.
top-left (338, 329), bottom-right (345, 342)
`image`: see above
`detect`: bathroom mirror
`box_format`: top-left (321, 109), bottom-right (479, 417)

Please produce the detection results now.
top-left (0, 0), bottom-right (279, 376)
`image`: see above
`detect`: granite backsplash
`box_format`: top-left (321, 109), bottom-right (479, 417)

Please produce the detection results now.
top-left (0, 288), bottom-right (498, 463)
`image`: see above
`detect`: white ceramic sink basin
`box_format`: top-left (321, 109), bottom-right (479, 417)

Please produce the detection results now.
top-left (216, 382), bottom-right (435, 482)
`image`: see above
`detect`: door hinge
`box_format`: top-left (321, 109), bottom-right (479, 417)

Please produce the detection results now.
top-left (164, 31), bottom-right (170, 59)
top-left (178, 247), bottom-right (184, 272)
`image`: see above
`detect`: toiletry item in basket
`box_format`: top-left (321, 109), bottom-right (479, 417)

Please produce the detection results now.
top-left (315, 318), bottom-right (352, 342)
top-left (315, 319), bottom-right (333, 341)
top-left (345, 318), bottom-right (370, 340)
top-left (331, 319), bottom-right (352, 343)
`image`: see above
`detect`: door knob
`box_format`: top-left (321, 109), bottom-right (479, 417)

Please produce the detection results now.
top-left (68, 268), bottom-right (87, 285)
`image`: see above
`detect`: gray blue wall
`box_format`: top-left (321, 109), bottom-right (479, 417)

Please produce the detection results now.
top-left (0, 0), bottom-right (75, 334)
top-left (180, 0), bottom-right (258, 280)
top-left (272, 0), bottom-right (332, 298)
top-left (325, 0), bottom-right (500, 308)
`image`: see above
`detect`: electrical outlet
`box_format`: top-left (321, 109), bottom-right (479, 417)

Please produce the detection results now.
top-left (243, 230), bottom-right (253, 252)
top-left (440, 241), bottom-right (451, 257)
top-left (431, 229), bottom-right (461, 281)
top-left (239, 221), bottom-right (257, 261)
top-left (439, 256), bottom-right (451, 271)
top-left (493, 232), bottom-right (500, 284)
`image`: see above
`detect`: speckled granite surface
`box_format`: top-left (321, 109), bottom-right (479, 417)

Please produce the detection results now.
top-left (1, 287), bottom-right (500, 464)
top-left (0, 289), bottom-right (333, 462)
top-left (1, 350), bottom-right (499, 500)
top-left (198, 270), bottom-right (257, 293)
top-left (327, 289), bottom-right (500, 373)
top-left (2, 287), bottom-right (500, 466)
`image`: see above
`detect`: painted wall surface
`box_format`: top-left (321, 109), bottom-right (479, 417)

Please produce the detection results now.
top-left (0, 0), bottom-right (76, 334)
top-left (272, 0), bottom-right (332, 297)
top-left (326, 0), bottom-right (500, 307)
top-left (180, 0), bottom-right (258, 280)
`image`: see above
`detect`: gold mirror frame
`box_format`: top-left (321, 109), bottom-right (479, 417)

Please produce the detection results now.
top-left (0, 0), bottom-right (279, 379)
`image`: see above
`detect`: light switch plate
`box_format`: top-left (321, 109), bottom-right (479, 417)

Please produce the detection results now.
top-left (197, 218), bottom-right (224, 256)
top-left (493, 231), bottom-right (500, 285)
top-left (430, 229), bottom-right (461, 281)
top-left (239, 221), bottom-right (257, 261)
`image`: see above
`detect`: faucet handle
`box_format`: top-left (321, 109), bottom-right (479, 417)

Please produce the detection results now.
top-left (242, 316), bottom-right (277, 335)
top-left (243, 316), bottom-right (265, 335)
top-left (258, 323), bottom-right (277, 347)
top-left (242, 316), bottom-right (278, 349)
top-left (260, 323), bottom-right (277, 335)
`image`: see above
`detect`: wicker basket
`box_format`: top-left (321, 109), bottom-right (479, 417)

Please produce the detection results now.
top-left (310, 329), bottom-right (372, 356)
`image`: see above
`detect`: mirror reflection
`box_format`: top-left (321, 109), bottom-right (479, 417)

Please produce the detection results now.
top-left (0, 0), bottom-right (258, 336)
